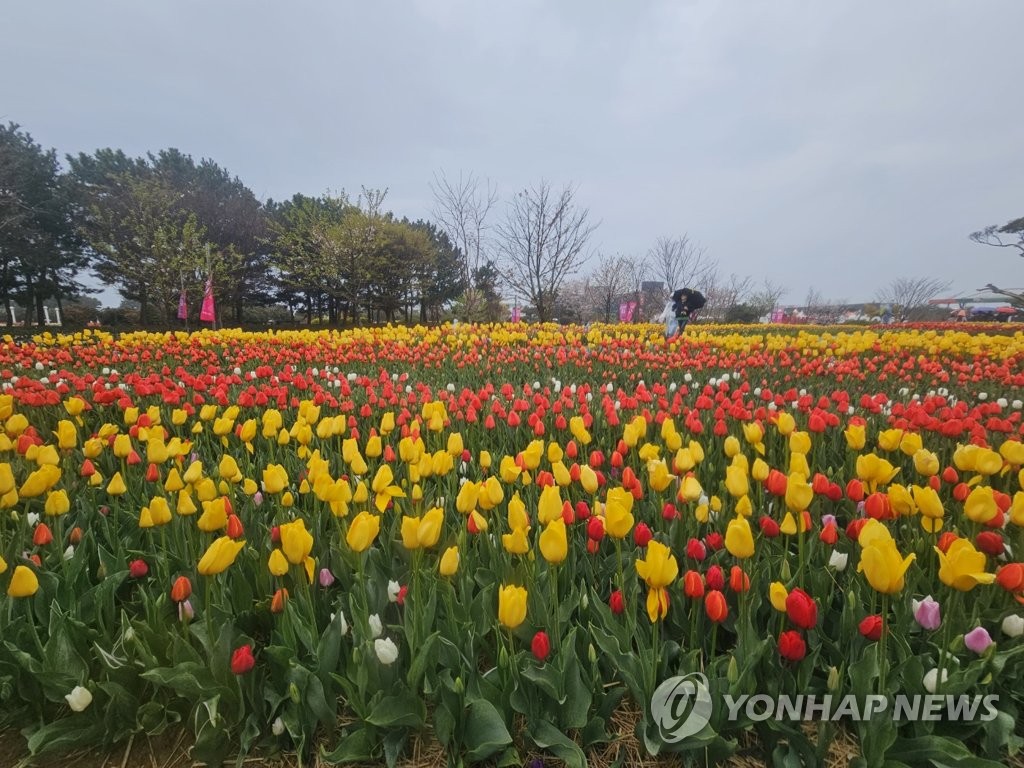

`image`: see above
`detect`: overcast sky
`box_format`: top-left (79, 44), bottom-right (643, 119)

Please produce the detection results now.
top-left (3, 0), bottom-right (1022, 307)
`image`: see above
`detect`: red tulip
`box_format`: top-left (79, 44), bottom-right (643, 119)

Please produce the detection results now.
top-left (846, 478), bottom-right (865, 502)
top-left (33, 524), bottom-right (53, 547)
top-left (129, 559), bottom-right (149, 579)
top-left (778, 630), bottom-right (806, 661)
top-left (271, 588), bottom-right (289, 614)
top-left (683, 570), bottom-right (705, 599)
top-left (976, 531), bottom-right (1004, 557)
top-left (531, 631), bottom-right (551, 661)
top-left (759, 516), bottom-right (780, 538)
top-left (587, 516), bottom-right (605, 542)
top-left (706, 565), bottom-right (725, 591)
top-left (633, 523), bottom-right (652, 548)
top-left (609, 590), bottom-right (625, 615)
top-left (226, 514), bottom-right (244, 540)
top-left (729, 565), bottom-right (750, 593)
top-left (230, 645), bottom-right (255, 675)
top-left (171, 576), bottom-right (192, 603)
top-left (704, 590), bottom-right (728, 623)
top-left (996, 563), bottom-right (1024, 593)
top-left (785, 588), bottom-right (818, 629)
top-left (936, 531), bottom-right (958, 553)
top-left (859, 615), bottom-right (883, 641)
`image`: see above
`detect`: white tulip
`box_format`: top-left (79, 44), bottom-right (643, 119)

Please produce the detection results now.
top-left (828, 551), bottom-right (849, 571)
top-left (1013, 400), bottom-right (1022, 410)
top-left (368, 614), bottom-right (383, 638)
top-left (65, 686), bottom-right (93, 712)
top-left (997, 398), bottom-right (1008, 409)
top-left (272, 717), bottom-right (285, 736)
top-left (923, 668), bottom-right (948, 694)
top-left (1002, 615), bottom-right (1024, 638)
top-left (387, 581), bottom-right (401, 603)
top-left (374, 637), bottom-right (399, 665)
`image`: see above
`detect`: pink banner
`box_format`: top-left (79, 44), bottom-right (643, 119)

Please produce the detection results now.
top-left (177, 290), bottom-right (188, 320)
top-left (200, 277), bottom-right (215, 323)
top-left (619, 301), bottom-right (637, 322)
top-left (511, 306), bottom-right (521, 322)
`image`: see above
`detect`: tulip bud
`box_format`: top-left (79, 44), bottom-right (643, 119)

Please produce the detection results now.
top-left (454, 676), bottom-right (465, 695)
top-left (289, 682), bottom-right (301, 703)
top-left (827, 666), bottom-right (840, 691)
top-left (727, 655), bottom-right (739, 683)
top-left (588, 644), bottom-right (597, 664)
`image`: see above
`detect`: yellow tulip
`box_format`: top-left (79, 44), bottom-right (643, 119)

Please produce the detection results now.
top-left (1011, 491), bottom-right (1024, 527)
top-left (20, 465), bottom-right (61, 498)
top-left (679, 475), bottom-right (703, 502)
top-left (402, 507), bottom-right (444, 549)
top-left (769, 582), bottom-right (788, 612)
top-left (725, 465), bottom-right (749, 498)
top-left (262, 464), bottom-right (288, 494)
top-left (912, 485), bottom-right (944, 520)
top-left (439, 546), bottom-right (460, 576)
top-left (500, 456), bottom-right (522, 484)
top-left (280, 519), bottom-right (314, 564)
top-left (936, 539), bottom-right (996, 591)
top-left (751, 458), bottom-right (770, 482)
top-left (522, 440), bottom-right (543, 470)
top-left (775, 412), bottom-right (795, 436)
top-left (456, 481), bottom-right (480, 514)
top-left (346, 511), bottom-right (381, 553)
top-left (789, 452), bottom-right (810, 479)
top-left (0, 554), bottom-right (6, 574)
top-left (44, 489), bottom-right (70, 516)
top-left (538, 485), bottom-right (562, 525)
top-left (789, 431), bottom-right (811, 455)
top-left (147, 496), bottom-right (172, 526)
top-left (723, 436), bottom-right (741, 458)
top-left (725, 516), bottom-right (755, 559)
top-left (735, 495), bottom-right (753, 518)
top-left (54, 420), bottom-right (77, 450)
top-left (552, 461), bottom-right (572, 487)
top-left (182, 460), bottom-right (204, 485)
top-left (635, 540), bottom-right (678, 589)
top-left (112, 434), bottom-right (132, 458)
top-left (0, 463), bottom-right (13, 495)
top-left (580, 465), bottom-right (599, 495)
top-left (498, 585), bottom-right (528, 629)
top-left (843, 424), bottom-right (865, 451)
top-left (877, 428), bottom-right (903, 452)
top-left (502, 526), bottom-right (530, 555)
top-left (479, 450), bottom-right (492, 470)
top-left (743, 422), bottom-right (764, 447)
top-left (482, 477), bottom-right (504, 508)
top-left (176, 490), bottom-right (197, 516)
top-left (785, 473), bottom-right (813, 511)
top-left (507, 493), bottom-right (530, 530)
top-left (218, 455), bottom-right (242, 483)
top-left (147, 439), bottom-right (169, 465)
top-left (539, 519), bottom-right (568, 564)
top-left (197, 536), bottom-right (245, 576)
top-left (886, 484), bottom-right (916, 517)
top-left (648, 460), bottom-right (673, 493)
top-left (857, 520), bottom-right (915, 594)
top-left (268, 548), bottom-right (289, 576)
top-left (898, 432), bottom-right (923, 457)
top-left (63, 397), bottom-right (86, 417)
top-left (7, 565), bottom-right (38, 597)
top-left (380, 412), bottom-right (395, 435)
top-left (964, 486), bottom-right (997, 524)
top-left (106, 471), bottom-right (127, 497)
top-left (998, 440), bottom-right (1024, 466)
top-left (547, 441), bottom-right (564, 464)
top-left (646, 587), bottom-right (670, 623)
top-left (913, 449), bottom-right (939, 477)
top-left (604, 489), bottom-right (634, 539)
top-left (197, 498), bottom-right (228, 532)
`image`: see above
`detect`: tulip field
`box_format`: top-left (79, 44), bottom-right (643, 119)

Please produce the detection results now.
top-left (1, 322), bottom-right (1024, 767)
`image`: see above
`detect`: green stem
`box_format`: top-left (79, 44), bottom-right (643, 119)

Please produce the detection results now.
top-left (879, 594), bottom-right (889, 696)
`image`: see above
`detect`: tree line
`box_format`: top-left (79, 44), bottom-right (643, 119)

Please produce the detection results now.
top-left (4, 121), bottom-right (1014, 328)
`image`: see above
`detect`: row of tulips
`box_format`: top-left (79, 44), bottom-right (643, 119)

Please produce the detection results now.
top-left (0, 323), bottom-right (1022, 767)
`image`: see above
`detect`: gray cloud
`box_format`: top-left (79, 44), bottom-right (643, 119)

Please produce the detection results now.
top-left (3, 0), bottom-right (1021, 307)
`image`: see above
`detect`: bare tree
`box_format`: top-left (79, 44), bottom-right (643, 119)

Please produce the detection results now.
top-left (647, 235), bottom-right (716, 296)
top-left (496, 181), bottom-right (598, 322)
top-left (875, 277), bottom-right (951, 321)
top-left (747, 279), bottom-right (787, 317)
top-left (590, 253), bottom-right (632, 323)
top-left (622, 256), bottom-right (651, 322)
top-left (703, 273), bottom-right (753, 321)
top-left (979, 283), bottom-right (1024, 309)
top-left (430, 171), bottom-right (498, 320)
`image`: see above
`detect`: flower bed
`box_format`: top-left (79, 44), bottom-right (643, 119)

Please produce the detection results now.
top-left (0, 323), bottom-right (1022, 767)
